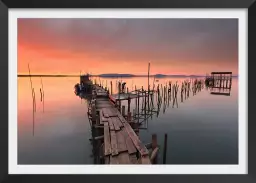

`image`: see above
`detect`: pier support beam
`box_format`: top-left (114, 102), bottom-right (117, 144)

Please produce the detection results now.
top-left (151, 134), bottom-right (158, 164)
top-left (122, 105), bottom-right (126, 117)
top-left (163, 133), bottom-right (168, 164)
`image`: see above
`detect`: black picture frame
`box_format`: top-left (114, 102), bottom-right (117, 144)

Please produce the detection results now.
top-left (0, 0), bottom-right (253, 182)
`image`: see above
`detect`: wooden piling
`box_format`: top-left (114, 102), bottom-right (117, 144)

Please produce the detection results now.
top-left (128, 95), bottom-right (131, 113)
top-left (110, 81), bottom-right (113, 95)
top-left (128, 112), bottom-right (132, 122)
top-left (148, 85), bottom-right (150, 110)
top-left (40, 76), bottom-right (45, 112)
top-left (137, 90), bottom-right (140, 121)
top-left (148, 62), bottom-right (150, 94)
top-left (144, 89), bottom-right (147, 111)
top-left (163, 133), bottom-right (168, 164)
top-left (161, 84), bottom-right (163, 96)
top-left (151, 134), bottom-right (158, 164)
top-left (122, 105), bottom-right (126, 117)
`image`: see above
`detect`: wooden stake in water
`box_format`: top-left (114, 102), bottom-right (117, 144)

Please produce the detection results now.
top-left (163, 133), bottom-right (168, 164)
top-left (28, 64), bottom-right (35, 111)
top-left (148, 62), bottom-right (150, 94)
top-left (148, 85), bottom-right (150, 111)
top-left (40, 76), bottom-right (45, 113)
top-left (122, 105), bottom-right (126, 117)
top-left (137, 89), bottom-right (140, 122)
top-left (110, 81), bottom-right (113, 95)
top-left (32, 88), bottom-right (36, 135)
top-left (151, 134), bottom-right (158, 164)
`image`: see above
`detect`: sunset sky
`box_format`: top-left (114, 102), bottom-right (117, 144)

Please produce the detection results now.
top-left (18, 18), bottom-right (238, 75)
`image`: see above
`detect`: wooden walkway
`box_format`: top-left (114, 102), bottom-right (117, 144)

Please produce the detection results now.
top-left (93, 85), bottom-right (151, 164)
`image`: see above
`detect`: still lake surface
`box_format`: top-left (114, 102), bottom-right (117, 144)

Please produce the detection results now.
top-left (18, 77), bottom-right (238, 164)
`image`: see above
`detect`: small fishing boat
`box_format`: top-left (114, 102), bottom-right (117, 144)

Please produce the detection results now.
top-left (80, 73), bottom-right (93, 93)
top-left (74, 83), bottom-right (81, 95)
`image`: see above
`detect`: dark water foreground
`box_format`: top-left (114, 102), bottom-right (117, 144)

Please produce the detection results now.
top-left (18, 77), bottom-right (238, 164)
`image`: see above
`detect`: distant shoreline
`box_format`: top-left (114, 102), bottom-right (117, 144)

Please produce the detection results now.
top-left (18, 75), bottom-right (80, 77)
top-left (18, 74), bottom-right (238, 78)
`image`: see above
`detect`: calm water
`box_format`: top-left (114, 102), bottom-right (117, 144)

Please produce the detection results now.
top-left (18, 77), bottom-right (238, 164)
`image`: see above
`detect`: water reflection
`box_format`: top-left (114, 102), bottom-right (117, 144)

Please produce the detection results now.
top-left (18, 76), bottom-right (238, 164)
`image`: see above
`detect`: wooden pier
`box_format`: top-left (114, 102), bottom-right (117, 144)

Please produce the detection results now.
top-left (79, 67), bottom-right (210, 164)
top-left (205, 72), bottom-right (232, 96)
top-left (88, 84), bottom-right (152, 164)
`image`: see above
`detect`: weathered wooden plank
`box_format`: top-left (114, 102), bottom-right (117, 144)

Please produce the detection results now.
top-left (110, 156), bottom-right (119, 164)
top-left (102, 108), bottom-right (109, 118)
top-left (117, 119), bottom-right (124, 127)
top-left (107, 108), bottom-right (118, 117)
top-left (106, 108), bottom-right (112, 116)
top-left (116, 130), bottom-right (127, 153)
top-left (129, 154), bottom-right (138, 164)
top-left (122, 128), bottom-right (137, 154)
top-left (110, 131), bottom-right (119, 156)
top-left (96, 104), bottom-right (113, 109)
top-left (108, 118), bottom-right (115, 131)
top-left (99, 110), bottom-right (103, 125)
top-left (104, 111), bottom-right (109, 118)
top-left (123, 123), bottom-right (149, 156)
top-left (101, 116), bottom-right (108, 122)
top-left (99, 110), bottom-right (108, 124)
top-left (104, 122), bottom-right (112, 156)
top-left (97, 101), bottom-right (111, 105)
top-left (150, 147), bottom-right (159, 162)
top-left (118, 113), bottom-right (126, 123)
top-left (141, 155), bottom-right (151, 164)
top-left (96, 98), bottom-right (109, 101)
top-left (111, 117), bottom-right (121, 131)
top-left (117, 152), bottom-right (131, 164)
top-left (110, 107), bottom-right (119, 115)
top-left (114, 116), bottom-right (124, 127)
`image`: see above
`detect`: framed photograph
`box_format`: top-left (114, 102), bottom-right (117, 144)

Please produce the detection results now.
top-left (0, 0), bottom-right (253, 182)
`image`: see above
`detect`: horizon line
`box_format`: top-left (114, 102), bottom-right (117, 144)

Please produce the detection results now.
top-left (17, 73), bottom-right (238, 77)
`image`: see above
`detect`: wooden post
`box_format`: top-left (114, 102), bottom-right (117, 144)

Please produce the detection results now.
top-left (110, 81), bottom-right (113, 95)
top-left (144, 90), bottom-right (147, 111)
top-left (148, 85), bottom-right (150, 110)
top-left (152, 134), bottom-right (157, 148)
top-left (127, 112), bottom-right (132, 122)
top-left (161, 84), bottom-right (163, 96)
top-left (122, 105), bottom-right (126, 117)
top-left (148, 62), bottom-right (150, 94)
top-left (119, 101), bottom-right (122, 112)
top-left (134, 122), bottom-right (139, 135)
top-left (137, 89), bottom-right (140, 121)
top-left (128, 96), bottom-right (131, 113)
top-left (220, 74), bottom-right (222, 88)
top-left (151, 134), bottom-right (158, 164)
top-left (163, 133), bottom-right (168, 164)
top-left (118, 81), bottom-right (121, 111)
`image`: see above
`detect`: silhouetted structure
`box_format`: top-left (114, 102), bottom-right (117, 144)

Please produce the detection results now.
top-left (205, 72), bottom-right (232, 89)
top-left (205, 72), bottom-right (232, 96)
top-left (78, 74), bottom-right (93, 93)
